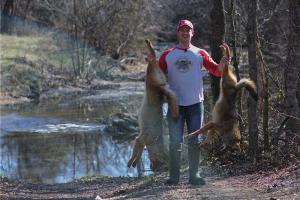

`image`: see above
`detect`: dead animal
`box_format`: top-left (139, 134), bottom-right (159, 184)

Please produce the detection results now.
top-left (127, 39), bottom-right (179, 171)
top-left (187, 43), bottom-right (258, 153)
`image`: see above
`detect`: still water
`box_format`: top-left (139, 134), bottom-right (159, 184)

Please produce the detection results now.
top-left (0, 82), bottom-right (152, 184)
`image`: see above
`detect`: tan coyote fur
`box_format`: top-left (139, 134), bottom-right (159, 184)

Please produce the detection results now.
top-left (187, 43), bottom-right (258, 152)
top-left (127, 39), bottom-right (179, 170)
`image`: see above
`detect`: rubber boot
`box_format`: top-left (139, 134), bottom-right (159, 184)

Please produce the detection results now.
top-left (188, 145), bottom-right (205, 185)
top-left (165, 143), bottom-right (181, 185)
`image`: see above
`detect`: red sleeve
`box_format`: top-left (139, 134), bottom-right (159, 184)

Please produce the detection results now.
top-left (199, 49), bottom-right (221, 77)
top-left (159, 48), bottom-right (173, 74)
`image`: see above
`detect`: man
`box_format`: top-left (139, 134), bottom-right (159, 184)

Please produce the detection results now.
top-left (158, 19), bottom-right (229, 185)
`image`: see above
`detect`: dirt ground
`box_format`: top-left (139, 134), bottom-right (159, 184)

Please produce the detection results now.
top-left (1, 161), bottom-right (299, 200)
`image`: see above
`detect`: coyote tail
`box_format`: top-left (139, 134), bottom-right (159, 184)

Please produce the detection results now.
top-left (236, 78), bottom-right (258, 101)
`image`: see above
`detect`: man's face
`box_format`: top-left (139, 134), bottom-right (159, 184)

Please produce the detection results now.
top-left (177, 26), bottom-right (194, 43)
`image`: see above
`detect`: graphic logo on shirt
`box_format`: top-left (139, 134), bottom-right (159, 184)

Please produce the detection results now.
top-left (175, 57), bottom-right (192, 73)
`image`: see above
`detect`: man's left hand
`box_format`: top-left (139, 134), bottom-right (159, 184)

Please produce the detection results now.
top-left (218, 56), bottom-right (231, 72)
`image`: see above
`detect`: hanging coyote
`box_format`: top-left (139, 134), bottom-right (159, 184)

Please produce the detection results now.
top-left (127, 39), bottom-right (179, 170)
top-left (187, 43), bottom-right (258, 153)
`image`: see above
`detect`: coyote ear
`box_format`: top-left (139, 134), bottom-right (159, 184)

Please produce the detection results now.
top-left (145, 39), bottom-right (156, 58)
top-left (219, 44), bottom-right (226, 56)
top-left (223, 43), bottom-right (231, 58)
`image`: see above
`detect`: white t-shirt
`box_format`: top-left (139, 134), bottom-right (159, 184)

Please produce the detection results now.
top-left (159, 45), bottom-right (220, 106)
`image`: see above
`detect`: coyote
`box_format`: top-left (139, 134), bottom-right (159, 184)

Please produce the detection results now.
top-left (127, 39), bottom-right (178, 170)
top-left (187, 43), bottom-right (258, 152)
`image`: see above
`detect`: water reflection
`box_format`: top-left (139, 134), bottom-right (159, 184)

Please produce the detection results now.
top-left (0, 131), bottom-right (150, 184)
top-left (0, 114), bottom-right (104, 133)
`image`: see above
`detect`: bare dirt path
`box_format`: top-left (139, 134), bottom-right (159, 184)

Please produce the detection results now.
top-left (1, 162), bottom-right (299, 200)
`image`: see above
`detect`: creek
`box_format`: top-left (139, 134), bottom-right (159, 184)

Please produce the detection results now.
top-left (0, 82), bottom-right (153, 184)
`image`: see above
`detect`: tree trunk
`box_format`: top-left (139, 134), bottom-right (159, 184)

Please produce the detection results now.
top-left (209, 0), bottom-right (225, 103)
top-left (229, 0), bottom-right (240, 81)
top-left (247, 0), bottom-right (259, 161)
top-left (283, 0), bottom-right (300, 155)
top-left (298, 77), bottom-right (300, 117)
top-left (256, 34), bottom-right (270, 152)
top-left (1, 0), bottom-right (14, 34)
top-left (229, 0), bottom-right (245, 138)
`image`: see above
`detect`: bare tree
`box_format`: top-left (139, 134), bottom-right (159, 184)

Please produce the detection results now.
top-left (209, 0), bottom-right (225, 103)
top-left (283, 0), bottom-right (300, 155)
top-left (247, 0), bottom-right (259, 161)
top-left (1, 0), bottom-right (14, 34)
top-left (227, 0), bottom-right (247, 140)
top-left (256, 34), bottom-right (270, 152)
top-left (19, 0), bottom-right (158, 79)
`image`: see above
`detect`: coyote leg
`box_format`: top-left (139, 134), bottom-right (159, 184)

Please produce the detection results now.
top-left (186, 121), bottom-right (218, 139)
top-left (128, 136), bottom-right (144, 168)
top-left (160, 85), bottom-right (179, 119)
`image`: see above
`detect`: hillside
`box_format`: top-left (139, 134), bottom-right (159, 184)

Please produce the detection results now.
top-left (0, 33), bottom-right (146, 107)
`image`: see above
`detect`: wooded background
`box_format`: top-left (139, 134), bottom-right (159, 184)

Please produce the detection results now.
top-left (1, 0), bottom-right (299, 163)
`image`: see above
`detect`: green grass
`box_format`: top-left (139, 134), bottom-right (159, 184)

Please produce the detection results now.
top-left (0, 34), bottom-right (70, 96)
top-left (0, 33), bottom-right (116, 97)
top-left (1, 35), bottom-right (43, 65)
top-left (0, 34), bottom-right (68, 67)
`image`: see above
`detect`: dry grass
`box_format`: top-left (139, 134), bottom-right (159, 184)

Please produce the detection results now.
top-left (0, 34), bottom-right (55, 66)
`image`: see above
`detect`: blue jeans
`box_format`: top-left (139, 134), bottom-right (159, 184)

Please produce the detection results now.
top-left (167, 102), bottom-right (204, 146)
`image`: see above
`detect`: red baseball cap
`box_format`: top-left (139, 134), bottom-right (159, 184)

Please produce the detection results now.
top-left (177, 19), bottom-right (194, 30)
